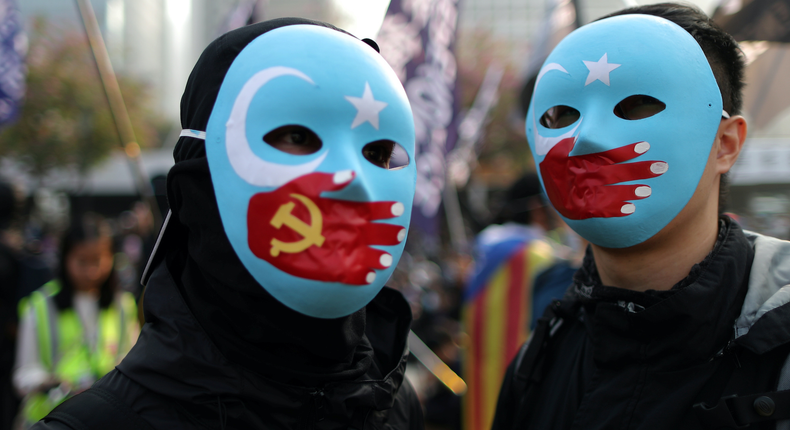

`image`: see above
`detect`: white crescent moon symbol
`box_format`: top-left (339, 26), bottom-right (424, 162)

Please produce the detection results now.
top-left (530, 63), bottom-right (582, 156)
top-left (225, 66), bottom-right (328, 187)
top-left (535, 63), bottom-right (568, 88)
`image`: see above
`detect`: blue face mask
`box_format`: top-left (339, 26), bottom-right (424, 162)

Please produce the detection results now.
top-left (526, 15), bottom-right (724, 248)
top-left (199, 25), bottom-right (416, 318)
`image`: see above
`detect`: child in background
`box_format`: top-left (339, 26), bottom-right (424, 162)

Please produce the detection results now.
top-left (13, 213), bottom-right (137, 428)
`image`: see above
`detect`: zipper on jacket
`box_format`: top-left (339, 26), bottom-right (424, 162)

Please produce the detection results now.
top-left (298, 388), bottom-right (326, 430)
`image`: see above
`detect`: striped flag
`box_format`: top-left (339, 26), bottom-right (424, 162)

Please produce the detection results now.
top-left (462, 238), bottom-right (555, 430)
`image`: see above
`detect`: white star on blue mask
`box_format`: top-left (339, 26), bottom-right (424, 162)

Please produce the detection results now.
top-left (345, 82), bottom-right (388, 130)
top-left (583, 53), bottom-right (621, 86)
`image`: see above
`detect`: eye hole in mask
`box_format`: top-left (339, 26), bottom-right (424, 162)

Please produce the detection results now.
top-left (540, 105), bottom-right (581, 129)
top-left (363, 140), bottom-right (410, 170)
top-left (613, 95), bottom-right (666, 120)
top-left (263, 125), bottom-right (323, 155)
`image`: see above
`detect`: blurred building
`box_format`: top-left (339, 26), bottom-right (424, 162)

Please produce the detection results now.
top-left (458, 0), bottom-right (644, 67)
top-left (105, 0), bottom-right (340, 122)
top-left (458, 0), bottom-right (547, 61)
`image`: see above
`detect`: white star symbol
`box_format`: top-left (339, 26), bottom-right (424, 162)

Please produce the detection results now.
top-left (345, 82), bottom-right (388, 130)
top-left (583, 53), bottom-right (621, 86)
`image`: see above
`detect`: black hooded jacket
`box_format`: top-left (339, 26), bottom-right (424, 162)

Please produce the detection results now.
top-left (32, 18), bottom-right (423, 430)
top-left (32, 259), bottom-right (421, 430)
top-left (492, 219), bottom-right (790, 430)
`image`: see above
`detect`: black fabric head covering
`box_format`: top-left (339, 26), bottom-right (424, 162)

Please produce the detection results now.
top-left (160, 18), bottom-right (374, 386)
top-left (0, 181), bottom-right (15, 229)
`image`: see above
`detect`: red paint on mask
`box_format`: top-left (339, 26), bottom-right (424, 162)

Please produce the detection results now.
top-left (247, 172), bottom-right (404, 285)
top-left (539, 137), bottom-right (666, 220)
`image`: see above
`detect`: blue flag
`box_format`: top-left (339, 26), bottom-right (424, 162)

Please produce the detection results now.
top-left (0, 0), bottom-right (26, 127)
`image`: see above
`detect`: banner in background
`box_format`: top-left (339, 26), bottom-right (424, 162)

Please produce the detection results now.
top-left (0, 0), bottom-right (27, 127)
top-left (377, 0), bottom-right (461, 237)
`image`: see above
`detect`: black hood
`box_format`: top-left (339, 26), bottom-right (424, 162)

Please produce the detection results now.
top-left (172, 17), bottom-right (354, 162)
top-left (152, 18), bottom-right (384, 386)
top-left (119, 262), bottom-right (416, 429)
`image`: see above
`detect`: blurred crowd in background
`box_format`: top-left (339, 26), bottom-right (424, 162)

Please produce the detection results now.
top-left (3, 167), bottom-right (789, 430)
top-left (0, 182), bottom-right (153, 429)
top-left (2, 0), bottom-right (790, 429)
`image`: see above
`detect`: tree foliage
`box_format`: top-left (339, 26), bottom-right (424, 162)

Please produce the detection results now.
top-left (0, 18), bottom-right (163, 178)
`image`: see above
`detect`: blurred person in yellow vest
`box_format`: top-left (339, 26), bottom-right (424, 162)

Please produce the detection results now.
top-left (12, 213), bottom-right (138, 428)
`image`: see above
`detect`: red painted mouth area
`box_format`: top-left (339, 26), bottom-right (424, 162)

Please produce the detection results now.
top-left (247, 172), bottom-right (405, 285)
top-left (539, 137), bottom-right (666, 220)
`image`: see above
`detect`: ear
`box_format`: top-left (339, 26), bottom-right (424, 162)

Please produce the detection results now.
top-left (715, 115), bottom-right (747, 174)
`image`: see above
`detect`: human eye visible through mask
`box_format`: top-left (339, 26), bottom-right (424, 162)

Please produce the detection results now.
top-left (540, 105), bottom-right (581, 129)
top-left (613, 95), bottom-right (666, 120)
top-left (363, 140), bottom-right (411, 170)
top-left (264, 125), bottom-right (323, 155)
top-left (363, 140), bottom-right (394, 169)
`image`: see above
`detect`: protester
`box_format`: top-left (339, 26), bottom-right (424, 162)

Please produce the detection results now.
top-left (13, 213), bottom-right (138, 428)
top-left (31, 17), bottom-right (422, 429)
top-left (492, 4), bottom-right (790, 429)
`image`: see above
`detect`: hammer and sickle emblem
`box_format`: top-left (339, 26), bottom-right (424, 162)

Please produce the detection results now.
top-left (269, 193), bottom-right (325, 257)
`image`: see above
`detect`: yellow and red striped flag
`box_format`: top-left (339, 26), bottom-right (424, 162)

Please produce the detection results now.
top-left (462, 239), bottom-right (554, 430)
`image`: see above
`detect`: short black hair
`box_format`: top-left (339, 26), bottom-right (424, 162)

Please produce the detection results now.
top-left (600, 3), bottom-right (745, 213)
top-left (600, 3), bottom-right (745, 115)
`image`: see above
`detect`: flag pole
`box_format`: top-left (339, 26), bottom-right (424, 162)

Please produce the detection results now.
top-left (408, 331), bottom-right (467, 396)
top-left (74, 0), bottom-right (161, 226)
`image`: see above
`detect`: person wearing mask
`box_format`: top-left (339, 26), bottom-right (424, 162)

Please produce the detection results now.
top-left (493, 4), bottom-right (790, 429)
top-left (13, 213), bottom-right (138, 428)
top-left (31, 18), bottom-right (422, 430)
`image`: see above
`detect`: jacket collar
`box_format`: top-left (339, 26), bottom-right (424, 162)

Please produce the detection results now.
top-left (570, 218), bottom-right (755, 369)
top-left (734, 231), bottom-right (790, 354)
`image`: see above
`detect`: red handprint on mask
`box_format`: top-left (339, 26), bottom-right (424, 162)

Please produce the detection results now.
top-left (540, 137), bottom-right (667, 220)
top-left (247, 171), bottom-right (406, 285)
